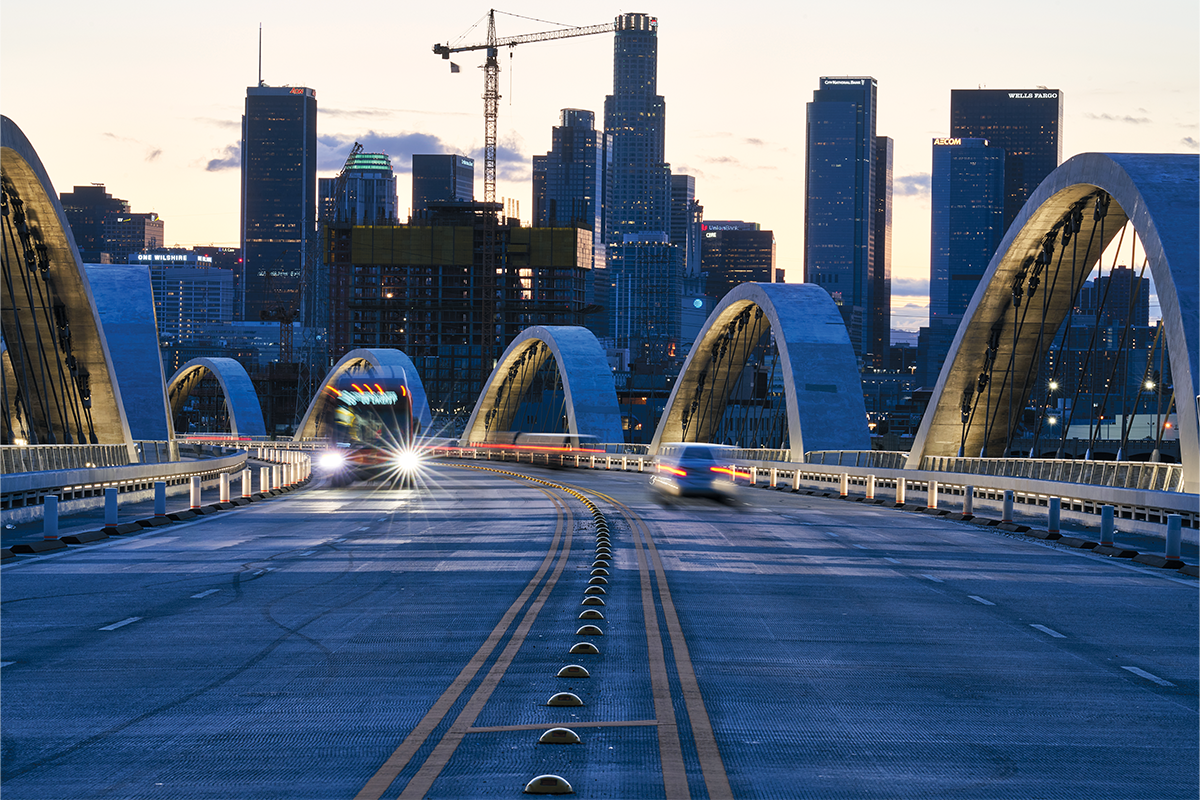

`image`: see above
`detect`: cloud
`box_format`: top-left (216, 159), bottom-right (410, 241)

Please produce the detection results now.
top-left (206, 142), bottom-right (241, 172)
top-left (195, 117), bottom-right (240, 130)
top-left (320, 106), bottom-right (472, 119)
top-left (145, 148), bottom-right (163, 162)
top-left (891, 277), bottom-right (929, 296)
top-left (1084, 112), bottom-right (1151, 124)
top-left (744, 137), bottom-right (764, 146)
top-left (319, 131), bottom-right (453, 171)
top-left (894, 173), bottom-right (931, 197)
top-left (1183, 137), bottom-right (1199, 151)
top-left (703, 155), bottom-right (739, 165)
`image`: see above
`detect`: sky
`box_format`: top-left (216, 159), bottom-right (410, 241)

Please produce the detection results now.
top-left (3, 0), bottom-right (1197, 334)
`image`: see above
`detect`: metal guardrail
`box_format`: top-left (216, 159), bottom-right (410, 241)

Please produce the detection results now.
top-left (805, 450), bottom-right (910, 470)
top-left (1, 444), bottom-right (131, 474)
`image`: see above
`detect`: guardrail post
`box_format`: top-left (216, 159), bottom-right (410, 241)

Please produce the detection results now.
top-left (769, 468), bottom-right (778, 488)
top-left (638, 458), bottom-right (644, 472)
top-left (622, 456), bottom-right (628, 471)
top-left (1048, 497), bottom-right (1061, 535)
top-left (105, 487), bottom-right (118, 527)
top-left (261, 466), bottom-right (272, 494)
top-left (1166, 515), bottom-right (1182, 560)
top-left (154, 481), bottom-right (167, 517)
top-left (839, 472), bottom-right (848, 498)
top-left (43, 495), bottom-right (59, 540)
top-left (928, 480), bottom-right (939, 510)
top-left (895, 478), bottom-right (906, 507)
top-left (242, 469), bottom-right (252, 499)
top-left (750, 467), bottom-right (758, 487)
top-left (865, 475), bottom-right (875, 500)
top-left (273, 465), bottom-right (282, 489)
top-left (220, 472), bottom-right (230, 503)
top-left (963, 486), bottom-right (974, 516)
top-left (1002, 490), bottom-right (1014, 523)
top-left (791, 468), bottom-right (802, 492)
top-left (590, 456), bottom-right (596, 469)
top-left (606, 457), bottom-right (612, 470)
top-left (190, 476), bottom-right (201, 509)
top-left (1100, 505), bottom-right (1114, 546)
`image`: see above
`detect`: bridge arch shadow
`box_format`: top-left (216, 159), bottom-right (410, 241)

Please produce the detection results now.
top-left (462, 326), bottom-right (623, 445)
top-left (650, 283), bottom-right (869, 459)
top-left (294, 348), bottom-right (432, 442)
top-left (910, 153), bottom-right (1198, 488)
top-left (167, 357), bottom-right (266, 438)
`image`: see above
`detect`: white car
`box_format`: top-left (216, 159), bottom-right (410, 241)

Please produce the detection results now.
top-left (650, 443), bottom-right (737, 503)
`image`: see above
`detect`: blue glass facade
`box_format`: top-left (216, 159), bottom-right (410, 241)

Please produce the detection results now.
top-left (532, 109), bottom-right (606, 236)
top-left (411, 154), bottom-right (474, 218)
top-left (929, 137), bottom-right (1005, 319)
top-left (804, 76), bottom-right (882, 361)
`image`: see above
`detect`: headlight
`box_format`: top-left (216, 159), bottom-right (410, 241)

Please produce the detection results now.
top-left (318, 451), bottom-right (346, 470)
top-left (394, 449), bottom-right (422, 473)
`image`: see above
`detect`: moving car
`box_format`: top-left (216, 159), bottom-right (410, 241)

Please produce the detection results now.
top-left (649, 443), bottom-right (737, 503)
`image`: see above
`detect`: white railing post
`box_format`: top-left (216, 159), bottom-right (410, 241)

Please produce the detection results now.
top-left (895, 478), bottom-right (906, 506)
top-left (220, 472), bottom-right (230, 503)
top-left (261, 466), bottom-right (272, 494)
top-left (928, 480), bottom-right (939, 510)
top-left (865, 474), bottom-right (875, 500)
top-left (963, 486), bottom-right (974, 516)
top-left (242, 468), bottom-right (252, 499)
top-left (791, 468), bottom-right (802, 492)
top-left (190, 476), bottom-right (202, 509)
top-left (1100, 505), bottom-right (1114, 546)
top-left (769, 468), bottom-right (778, 488)
top-left (839, 472), bottom-right (848, 498)
top-left (1048, 497), bottom-right (1060, 534)
top-left (750, 467), bottom-right (758, 487)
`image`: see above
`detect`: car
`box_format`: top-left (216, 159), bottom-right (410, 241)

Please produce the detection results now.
top-left (649, 443), bottom-right (737, 504)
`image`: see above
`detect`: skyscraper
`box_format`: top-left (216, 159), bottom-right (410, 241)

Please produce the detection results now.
top-left (241, 85), bottom-right (317, 323)
top-left (804, 76), bottom-right (890, 362)
top-left (532, 109), bottom-right (606, 234)
top-left (319, 151), bottom-right (398, 225)
top-left (603, 13), bottom-right (669, 241)
top-left (60, 184), bottom-right (129, 263)
top-left (411, 154), bottom-right (474, 218)
top-left (872, 136), bottom-right (893, 365)
top-left (950, 88), bottom-right (1062, 232)
top-left (929, 137), bottom-right (1005, 319)
top-left (699, 221), bottom-right (779, 305)
top-left (669, 174), bottom-right (702, 277)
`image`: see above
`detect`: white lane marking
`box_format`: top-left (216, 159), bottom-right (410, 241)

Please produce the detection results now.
top-left (191, 589), bottom-right (220, 599)
top-left (1030, 624), bottom-right (1066, 638)
top-left (251, 568), bottom-right (274, 577)
top-left (853, 544), bottom-right (868, 550)
top-left (883, 557), bottom-right (902, 565)
top-left (99, 617), bottom-right (142, 631)
top-left (968, 595), bottom-right (995, 606)
top-left (824, 531), bottom-right (839, 538)
top-left (330, 538), bottom-right (346, 543)
top-left (921, 574), bottom-right (944, 583)
top-left (297, 551), bottom-right (316, 556)
top-left (355, 526), bottom-right (370, 531)
top-left (1, 661), bottom-right (15, 668)
top-left (1121, 666), bottom-right (1175, 687)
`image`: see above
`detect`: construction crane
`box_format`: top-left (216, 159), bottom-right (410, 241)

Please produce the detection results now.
top-left (433, 10), bottom-right (615, 204)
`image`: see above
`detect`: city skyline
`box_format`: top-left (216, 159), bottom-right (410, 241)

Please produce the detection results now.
top-left (3, 0), bottom-right (1196, 332)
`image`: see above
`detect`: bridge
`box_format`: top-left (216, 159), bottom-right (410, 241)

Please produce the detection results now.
top-left (2, 117), bottom-right (1198, 796)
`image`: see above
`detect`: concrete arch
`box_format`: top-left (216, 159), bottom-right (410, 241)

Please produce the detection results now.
top-left (294, 348), bottom-right (432, 441)
top-left (1, 116), bottom-right (134, 454)
top-left (910, 153), bottom-right (1198, 488)
top-left (167, 358), bottom-right (266, 437)
top-left (463, 326), bottom-right (623, 445)
top-left (650, 283), bottom-right (870, 459)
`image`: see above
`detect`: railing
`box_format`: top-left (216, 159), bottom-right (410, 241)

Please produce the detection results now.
top-left (1, 444), bottom-right (131, 474)
top-left (919, 455), bottom-right (1185, 493)
top-left (805, 450), bottom-right (910, 470)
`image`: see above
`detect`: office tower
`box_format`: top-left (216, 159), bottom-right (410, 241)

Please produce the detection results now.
top-left (699, 221), bottom-right (779, 305)
top-left (670, 174), bottom-right (702, 276)
top-left (319, 151), bottom-right (398, 225)
top-left (950, 88), bottom-right (1062, 232)
top-left (1075, 265), bottom-right (1150, 331)
top-left (60, 184), bottom-right (129, 262)
top-left (532, 109), bottom-right (606, 233)
top-left (102, 212), bottom-right (164, 262)
top-left (606, 234), bottom-right (683, 361)
top-left (240, 85), bottom-right (317, 323)
top-left (872, 136), bottom-right (893, 366)
top-left (411, 154), bottom-right (474, 217)
top-left (929, 137), bottom-right (1005, 319)
top-left (805, 76), bottom-right (890, 362)
top-left (603, 13), bottom-right (669, 241)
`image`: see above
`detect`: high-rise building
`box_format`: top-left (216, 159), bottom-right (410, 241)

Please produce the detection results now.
top-left (319, 151), bottom-right (398, 225)
top-left (533, 109), bottom-right (606, 233)
top-left (872, 136), bottom-right (893, 364)
top-left (60, 184), bottom-right (129, 262)
top-left (240, 85), bottom-right (317, 324)
top-left (699, 221), bottom-right (779, 305)
top-left (804, 76), bottom-right (891, 363)
top-left (669, 174), bottom-right (702, 277)
top-left (412, 154), bottom-right (474, 218)
top-left (102, 212), bottom-right (164, 262)
top-left (603, 13), bottom-right (669, 241)
top-left (950, 88), bottom-right (1062, 232)
top-left (929, 137), bottom-right (1006, 320)
top-left (606, 234), bottom-right (684, 362)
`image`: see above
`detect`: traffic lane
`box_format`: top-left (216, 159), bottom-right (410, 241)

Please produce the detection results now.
top-left (0, 468), bottom-right (567, 799)
top-left (620, 485), bottom-right (1198, 798)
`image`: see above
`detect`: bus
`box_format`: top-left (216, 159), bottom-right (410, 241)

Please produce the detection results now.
top-left (315, 367), bottom-right (421, 486)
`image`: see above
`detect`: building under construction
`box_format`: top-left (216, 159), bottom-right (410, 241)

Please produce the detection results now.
top-left (325, 201), bottom-right (593, 425)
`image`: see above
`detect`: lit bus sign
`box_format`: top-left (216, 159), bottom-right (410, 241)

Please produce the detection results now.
top-left (339, 390), bottom-right (398, 406)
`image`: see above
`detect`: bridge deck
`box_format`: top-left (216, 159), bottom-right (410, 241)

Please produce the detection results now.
top-left (2, 463), bottom-right (1196, 798)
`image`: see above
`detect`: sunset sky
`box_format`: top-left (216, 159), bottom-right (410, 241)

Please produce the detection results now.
top-left (3, 0), bottom-right (1196, 332)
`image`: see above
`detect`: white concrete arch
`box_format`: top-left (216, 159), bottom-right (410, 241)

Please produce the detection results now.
top-left (910, 153), bottom-right (1198, 489)
top-left (167, 358), bottom-right (267, 438)
top-left (463, 326), bottom-right (623, 445)
top-left (294, 348), bottom-right (432, 441)
top-left (1, 116), bottom-right (134, 455)
top-left (650, 283), bottom-right (870, 459)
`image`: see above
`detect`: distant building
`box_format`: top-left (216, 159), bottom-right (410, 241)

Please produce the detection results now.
top-left (60, 184), bottom-right (129, 262)
top-left (533, 109), bottom-right (606, 233)
top-left (871, 136), bottom-right (893, 367)
top-left (804, 76), bottom-right (891, 365)
top-left (605, 234), bottom-right (684, 363)
top-left (929, 137), bottom-right (1006, 320)
top-left (1075, 265), bottom-right (1150, 332)
top-left (411, 154), bottom-right (474, 218)
top-left (603, 13), bottom-right (669, 242)
top-left (670, 174), bottom-right (702, 277)
top-left (699, 221), bottom-right (779, 305)
top-left (319, 151), bottom-right (398, 225)
top-left (240, 85), bottom-right (318, 324)
top-left (950, 88), bottom-right (1062, 232)
top-left (102, 212), bottom-right (164, 262)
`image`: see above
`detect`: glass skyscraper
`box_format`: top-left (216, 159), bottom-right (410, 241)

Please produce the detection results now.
top-left (804, 76), bottom-right (891, 363)
top-left (699, 221), bottom-right (779, 305)
top-left (929, 137), bottom-right (1005, 319)
top-left (950, 89), bottom-right (1062, 232)
top-left (318, 151), bottom-right (398, 225)
top-left (872, 136), bottom-right (893, 366)
top-left (411, 154), bottom-right (474, 218)
top-left (241, 85), bottom-right (317, 323)
top-left (532, 109), bottom-right (607, 236)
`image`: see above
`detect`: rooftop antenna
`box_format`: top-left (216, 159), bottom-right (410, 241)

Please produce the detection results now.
top-left (258, 24), bottom-right (264, 87)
